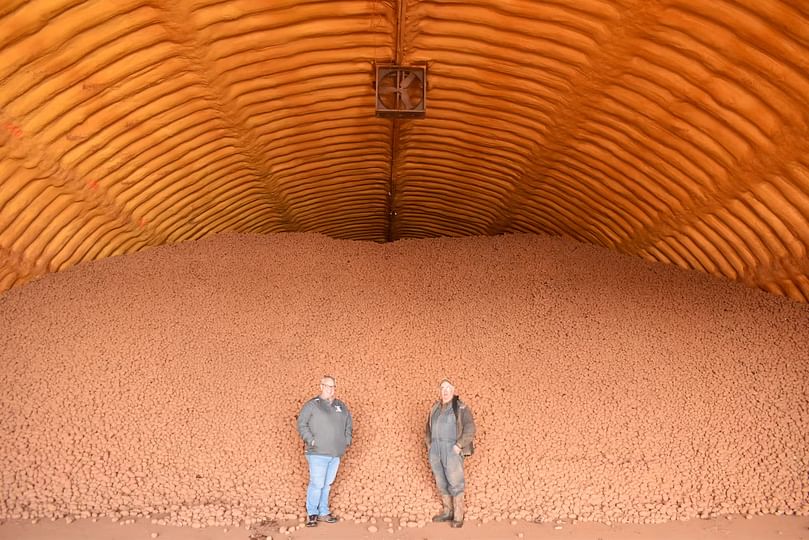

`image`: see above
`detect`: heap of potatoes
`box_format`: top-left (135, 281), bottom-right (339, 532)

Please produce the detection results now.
top-left (1, 233), bottom-right (807, 527)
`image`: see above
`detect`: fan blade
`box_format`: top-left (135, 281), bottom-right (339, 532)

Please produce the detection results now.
top-left (400, 89), bottom-right (413, 110)
top-left (400, 71), bottom-right (417, 88)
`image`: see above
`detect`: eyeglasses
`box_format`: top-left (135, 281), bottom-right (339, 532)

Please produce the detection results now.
top-left (321, 383), bottom-right (336, 388)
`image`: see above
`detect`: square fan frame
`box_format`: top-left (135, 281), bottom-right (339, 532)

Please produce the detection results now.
top-left (374, 64), bottom-right (427, 118)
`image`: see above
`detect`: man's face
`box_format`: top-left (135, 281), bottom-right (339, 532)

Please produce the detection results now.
top-left (320, 378), bottom-right (336, 400)
top-left (439, 381), bottom-right (454, 403)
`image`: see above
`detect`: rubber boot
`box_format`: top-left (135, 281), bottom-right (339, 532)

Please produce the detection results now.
top-left (450, 493), bottom-right (464, 528)
top-left (432, 494), bottom-right (453, 522)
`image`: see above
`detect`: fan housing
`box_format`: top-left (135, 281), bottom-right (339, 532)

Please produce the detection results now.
top-left (375, 65), bottom-right (426, 118)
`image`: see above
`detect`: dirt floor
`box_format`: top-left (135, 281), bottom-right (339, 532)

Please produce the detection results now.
top-left (2, 514), bottom-right (809, 540)
top-left (1, 232), bottom-right (808, 537)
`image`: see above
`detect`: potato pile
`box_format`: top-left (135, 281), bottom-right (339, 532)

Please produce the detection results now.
top-left (0, 232), bottom-right (807, 528)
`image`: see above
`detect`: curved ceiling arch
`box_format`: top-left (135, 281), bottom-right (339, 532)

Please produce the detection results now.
top-left (0, 0), bottom-right (807, 301)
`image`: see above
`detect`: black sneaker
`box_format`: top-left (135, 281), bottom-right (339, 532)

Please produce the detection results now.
top-left (305, 514), bottom-right (318, 527)
top-left (317, 514), bottom-right (338, 523)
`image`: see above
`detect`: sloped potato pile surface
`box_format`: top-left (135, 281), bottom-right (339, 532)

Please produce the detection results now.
top-left (1, 232), bottom-right (807, 527)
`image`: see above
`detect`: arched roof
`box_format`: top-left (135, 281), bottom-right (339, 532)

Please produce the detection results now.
top-left (1, 0), bottom-right (807, 301)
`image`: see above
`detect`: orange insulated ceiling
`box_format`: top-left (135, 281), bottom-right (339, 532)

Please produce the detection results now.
top-left (0, 0), bottom-right (808, 302)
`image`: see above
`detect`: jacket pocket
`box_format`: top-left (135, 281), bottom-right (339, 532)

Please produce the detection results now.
top-left (462, 441), bottom-right (474, 457)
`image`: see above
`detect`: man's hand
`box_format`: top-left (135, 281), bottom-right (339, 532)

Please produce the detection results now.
top-left (452, 444), bottom-right (461, 455)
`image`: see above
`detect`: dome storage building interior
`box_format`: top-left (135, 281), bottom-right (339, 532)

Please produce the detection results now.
top-left (1, 1), bottom-right (808, 539)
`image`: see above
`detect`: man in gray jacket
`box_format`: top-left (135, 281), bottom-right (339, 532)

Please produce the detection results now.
top-left (297, 375), bottom-right (353, 527)
top-left (425, 378), bottom-right (476, 528)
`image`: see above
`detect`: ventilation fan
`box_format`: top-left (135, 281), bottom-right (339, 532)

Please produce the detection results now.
top-left (375, 65), bottom-right (426, 118)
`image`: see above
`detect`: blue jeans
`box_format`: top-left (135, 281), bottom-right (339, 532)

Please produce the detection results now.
top-left (305, 454), bottom-right (341, 516)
